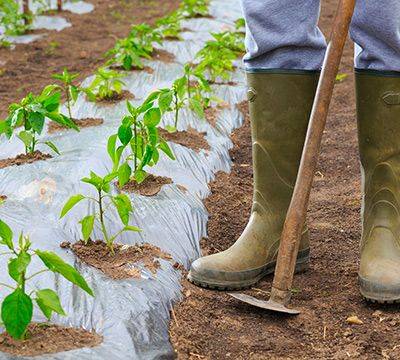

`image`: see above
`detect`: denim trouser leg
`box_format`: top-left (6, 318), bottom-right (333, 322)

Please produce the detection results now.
top-left (242, 0), bottom-right (400, 72)
top-left (351, 1), bottom-right (400, 72)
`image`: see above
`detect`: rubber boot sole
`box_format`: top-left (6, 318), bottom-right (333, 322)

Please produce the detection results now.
top-left (187, 249), bottom-right (309, 291)
top-left (359, 276), bottom-right (400, 304)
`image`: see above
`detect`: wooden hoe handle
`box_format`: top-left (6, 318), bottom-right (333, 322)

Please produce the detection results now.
top-left (270, 0), bottom-right (357, 304)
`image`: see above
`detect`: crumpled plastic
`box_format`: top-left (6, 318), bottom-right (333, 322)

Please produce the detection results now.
top-left (0, 0), bottom-right (246, 358)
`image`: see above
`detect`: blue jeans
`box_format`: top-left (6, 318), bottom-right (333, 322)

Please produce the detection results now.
top-left (242, 0), bottom-right (400, 72)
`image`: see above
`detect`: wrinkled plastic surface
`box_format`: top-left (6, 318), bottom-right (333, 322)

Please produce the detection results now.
top-left (0, 0), bottom-right (246, 358)
top-left (0, 1), bottom-right (93, 44)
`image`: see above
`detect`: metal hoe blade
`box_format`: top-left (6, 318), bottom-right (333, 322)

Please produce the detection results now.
top-left (228, 293), bottom-right (300, 315)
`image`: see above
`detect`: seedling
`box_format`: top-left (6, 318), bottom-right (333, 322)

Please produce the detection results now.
top-left (106, 37), bottom-right (152, 71)
top-left (106, 24), bottom-right (162, 70)
top-left (60, 171), bottom-right (141, 253)
top-left (83, 67), bottom-right (125, 102)
top-left (108, 100), bottom-right (175, 185)
top-left (178, 0), bottom-right (209, 18)
top-left (0, 218), bottom-right (93, 340)
top-left (52, 68), bottom-right (81, 120)
top-left (0, 85), bottom-right (79, 155)
top-left (195, 31), bottom-right (244, 82)
top-left (155, 11), bottom-right (183, 40)
top-left (0, 0), bottom-right (32, 35)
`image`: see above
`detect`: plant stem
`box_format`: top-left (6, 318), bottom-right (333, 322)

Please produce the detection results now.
top-left (134, 117), bottom-right (137, 172)
top-left (98, 190), bottom-right (113, 254)
top-left (186, 73), bottom-right (191, 99)
top-left (22, 0), bottom-right (31, 26)
top-left (25, 269), bottom-right (49, 281)
top-left (174, 91), bottom-right (179, 128)
top-left (57, 0), bottom-right (62, 11)
top-left (66, 86), bottom-right (72, 120)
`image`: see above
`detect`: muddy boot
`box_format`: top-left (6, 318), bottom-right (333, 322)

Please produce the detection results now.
top-left (357, 70), bottom-right (400, 303)
top-left (188, 70), bottom-right (319, 290)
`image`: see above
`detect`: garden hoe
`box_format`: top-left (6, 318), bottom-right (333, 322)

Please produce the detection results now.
top-left (229, 0), bottom-right (356, 315)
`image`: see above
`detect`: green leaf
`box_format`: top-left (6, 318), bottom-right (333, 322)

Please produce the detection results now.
top-left (107, 134), bottom-right (117, 163)
top-left (189, 98), bottom-right (204, 118)
top-left (1, 288), bottom-right (33, 340)
top-left (35, 250), bottom-right (94, 296)
top-left (159, 140), bottom-right (175, 160)
top-left (118, 162), bottom-right (132, 187)
top-left (158, 91), bottom-right (173, 113)
top-left (60, 194), bottom-right (85, 218)
top-left (8, 252), bottom-right (31, 283)
top-left (165, 125), bottom-right (177, 133)
top-left (45, 141), bottom-right (60, 155)
top-left (17, 131), bottom-right (33, 148)
top-left (0, 219), bottom-right (13, 250)
top-left (36, 289), bottom-right (66, 320)
top-left (143, 107), bottom-right (161, 127)
top-left (118, 124), bottom-right (132, 145)
top-left (112, 194), bottom-right (133, 225)
top-left (79, 215), bottom-right (95, 242)
top-left (28, 112), bottom-right (45, 134)
top-left (134, 169), bottom-right (147, 184)
top-left (124, 225), bottom-right (142, 232)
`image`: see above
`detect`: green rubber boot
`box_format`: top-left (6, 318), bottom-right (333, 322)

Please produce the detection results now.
top-left (188, 70), bottom-right (319, 290)
top-left (357, 70), bottom-right (400, 303)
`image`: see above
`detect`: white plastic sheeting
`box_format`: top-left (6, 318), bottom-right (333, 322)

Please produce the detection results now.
top-left (0, 0), bottom-right (246, 358)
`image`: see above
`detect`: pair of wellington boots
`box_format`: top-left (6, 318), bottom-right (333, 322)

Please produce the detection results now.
top-left (188, 69), bottom-right (400, 303)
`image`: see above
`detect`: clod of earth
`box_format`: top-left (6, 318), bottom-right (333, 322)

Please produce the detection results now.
top-left (120, 174), bottom-right (173, 196)
top-left (159, 127), bottom-right (210, 152)
top-left (0, 151), bottom-right (52, 169)
top-left (71, 240), bottom-right (174, 280)
top-left (0, 323), bottom-right (102, 357)
top-left (47, 118), bottom-right (104, 133)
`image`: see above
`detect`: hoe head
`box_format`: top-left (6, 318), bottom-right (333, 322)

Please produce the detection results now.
top-left (228, 292), bottom-right (300, 315)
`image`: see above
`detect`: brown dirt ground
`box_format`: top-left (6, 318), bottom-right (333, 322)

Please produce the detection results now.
top-left (48, 117), bottom-right (104, 133)
top-left (169, 1), bottom-right (400, 359)
top-left (69, 240), bottom-right (173, 280)
top-left (0, 151), bottom-right (52, 169)
top-left (159, 127), bottom-right (210, 152)
top-left (0, 0), bottom-right (180, 118)
top-left (0, 323), bottom-right (102, 357)
top-left (121, 174), bottom-right (173, 196)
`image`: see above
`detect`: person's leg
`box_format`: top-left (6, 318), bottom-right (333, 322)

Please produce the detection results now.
top-left (352, 1), bottom-right (400, 302)
top-left (242, 0), bottom-right (326, 70)
top-left (351, 1), bottom-right (400, 71)
top-left (188, 1), bottom-right (324, 290)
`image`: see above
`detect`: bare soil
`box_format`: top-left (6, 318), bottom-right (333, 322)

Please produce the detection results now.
top-left (48, 117), bottom-right (104, 133)
top-left (159, 127), bottom-right (210, 152)
top-left (0, 151), bottom-right (52, 169)
top-left (0, 0), bottom-right (180, 118)
top-left (0, 323), bottom-right (102, 357)
top-left (70, 240), bottom-right (173, 280)
top-left (169, 1), bottom-right (400, 359)
top-left (121, 174), bottom-right (173, 196)
top-left (204, 107), bottom-right (219, 127)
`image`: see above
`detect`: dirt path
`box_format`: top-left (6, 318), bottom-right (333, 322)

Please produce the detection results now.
top-left (169, 1), bottom-right (400, 359)
top-left (0, 0), bottom-right (179, 118)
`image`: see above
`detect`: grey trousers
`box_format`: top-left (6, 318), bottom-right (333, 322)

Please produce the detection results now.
top-left (242, 0), bottom-right (400, 72)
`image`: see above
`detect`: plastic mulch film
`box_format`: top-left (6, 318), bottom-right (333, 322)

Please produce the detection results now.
top-left (0, 1), bottom-right (93, 44)
top-left (0, 0), bottom-right (246, 358)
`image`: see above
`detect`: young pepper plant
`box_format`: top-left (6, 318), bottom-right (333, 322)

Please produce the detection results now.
top-left (83, 67), bottom-right (125, 102)
top-left (0, 85), bottom-right (79, 155)
top-left (109, 99), bottom-right (175, 186)
top-left (155, 11), bottom-right (183, 40)
top-left (60, 171), bottom-right (141, 253)
top-left (52, 68), bottom-right (81, 120)
top-left (0, 0), bottom-right (32, 36)
top-left (0, 218), bottom-right (93, 340)
top-left (178, 0), bottom-right (209, 18)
